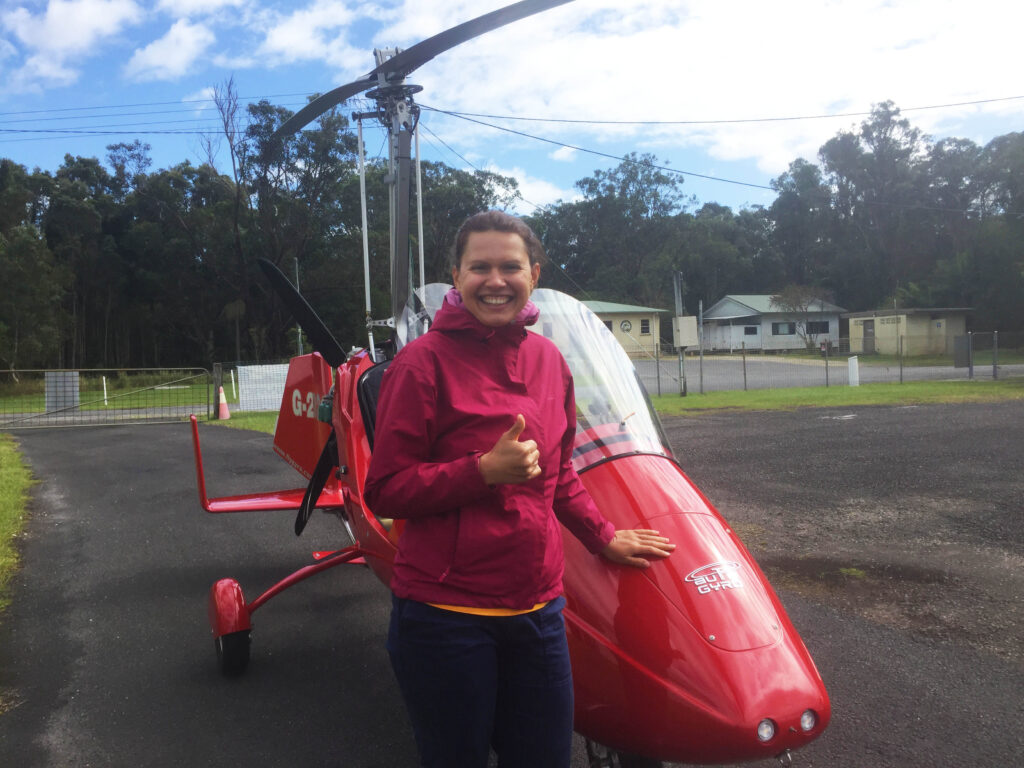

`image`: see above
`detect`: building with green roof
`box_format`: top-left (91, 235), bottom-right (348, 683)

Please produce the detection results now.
top-left (702, 294), bottom-right (846, 352)
top-left (582, 300), bottom-right (667, 358)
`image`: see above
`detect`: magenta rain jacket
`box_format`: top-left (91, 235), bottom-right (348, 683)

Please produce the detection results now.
top-left (363, 289), bottom-right (615, 609)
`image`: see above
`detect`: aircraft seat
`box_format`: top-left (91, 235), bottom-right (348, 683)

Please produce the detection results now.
top-left (356, 359), bottom-right (392, 451)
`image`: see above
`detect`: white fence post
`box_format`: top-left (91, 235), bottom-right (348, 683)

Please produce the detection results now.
top-left (848, 356), bottom-right (860, 387)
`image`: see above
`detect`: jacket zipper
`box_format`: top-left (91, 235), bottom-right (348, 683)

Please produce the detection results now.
top-left (438, 510), bottom-right (460, 582)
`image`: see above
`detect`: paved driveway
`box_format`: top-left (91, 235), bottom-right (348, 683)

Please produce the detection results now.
top-left (2, 405), bottom-right (1022, 767)
top-left (635, 356), bottom-right (1023, 394)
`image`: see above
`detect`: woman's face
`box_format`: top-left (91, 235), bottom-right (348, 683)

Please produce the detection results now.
top-left (452, 230), bottom-right (540, 327)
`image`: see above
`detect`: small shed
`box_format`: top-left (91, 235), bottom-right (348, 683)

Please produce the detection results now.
top-left (842, 308), bottom-right (971, 355)
top-left (583, 300), bottom-right (666, 358)
top-left (702, 295), bottom-right (846, 352)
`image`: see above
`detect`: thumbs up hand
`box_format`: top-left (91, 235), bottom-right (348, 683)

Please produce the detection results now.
top-left (478, 414), bottom-right (542, 485)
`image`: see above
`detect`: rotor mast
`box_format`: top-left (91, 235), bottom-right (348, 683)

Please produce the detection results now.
top-left (267, 1), bottom-right (575, 359)
top-left (368, 49), bottom-right (422, 350)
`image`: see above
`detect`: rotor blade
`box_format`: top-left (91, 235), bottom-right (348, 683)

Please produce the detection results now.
top-left (273, 75), bottom-right (376, 140)
top-left (370, 0), bottom-right (574, 81)
top-left (270, 0), bottom-right (572, 140)
top-left (257, 258), bottom-right (346, 368)
top-left (295, 431), bottom-right (338, 536)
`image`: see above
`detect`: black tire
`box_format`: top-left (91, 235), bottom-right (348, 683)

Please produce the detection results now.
top-left (215, 630), bottom-right (251, 677)
top-left (615, 753), bottom-right (662, 768)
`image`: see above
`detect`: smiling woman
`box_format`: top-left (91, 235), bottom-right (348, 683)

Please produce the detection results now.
top-left (451, 230), bottom-right (540, 327)
top-left (0, 434), bottom-right (33, 613)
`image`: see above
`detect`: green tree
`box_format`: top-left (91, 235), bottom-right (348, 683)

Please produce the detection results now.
top-left (417, 161), bottom-right (520, 283)
top-left (769, 158), bottom-right (835, 288)
top-left (0, 225), bottom-right (65, 369)
top-left (529, 153), bottom-right (686, 305)
top-left (772, 284), bottom-right (836, 348)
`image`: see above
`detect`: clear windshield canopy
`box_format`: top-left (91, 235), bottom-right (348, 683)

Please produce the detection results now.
top-left (414, 286), bottom-right (671, 472)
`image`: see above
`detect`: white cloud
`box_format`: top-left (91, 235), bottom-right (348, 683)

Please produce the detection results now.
top-left (257, 0), bottom-right (366, 72)
top-left (3, 0), bottom-right (1022, 205)
top-left (3, 53), bottom-right (78, 90)
top-left (182, 86), bottom-right (217, 108)
top-left (210, 52), bottom-right (259, 69)
top-left (125, 19), bottom-right (216, 81)
top-left (484, 162), bottom-right (578, 213)
top-left (1, 0), bottom-right (142, 89)
top-left (155, 0), bottom-right (244, 17)
top-left (383, 0), bottom-right (1024, 185)
top-left (3, 0), bottom-right (142, 54)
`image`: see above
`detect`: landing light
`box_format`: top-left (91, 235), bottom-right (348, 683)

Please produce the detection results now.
top-left (757, 719), bottom-right (776, 742)
top-left (800, 709), bottom-right (817, 732)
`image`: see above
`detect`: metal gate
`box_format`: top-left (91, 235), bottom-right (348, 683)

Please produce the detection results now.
top-left (0, 368), bottom-right (211, 430)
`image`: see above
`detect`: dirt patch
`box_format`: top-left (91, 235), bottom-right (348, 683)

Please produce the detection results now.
top-left (758, 553), bottom-right (1017, 656)
top-left (661, 404), bottom-right (1024, 666)
top-left (0, 687), bottom-right (24, 716)
top-left (738, 517), bottom-right (1024, 663)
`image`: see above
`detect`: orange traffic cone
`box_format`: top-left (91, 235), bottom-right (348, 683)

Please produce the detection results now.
top-left (218, 386), bottom-right (231, 420)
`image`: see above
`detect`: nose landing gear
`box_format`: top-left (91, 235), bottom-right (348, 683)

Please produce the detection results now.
top-left (584, 740), bottom-right (662, 768)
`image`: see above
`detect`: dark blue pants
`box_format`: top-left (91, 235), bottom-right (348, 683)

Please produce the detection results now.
top-left (387, 595), bottom-right (573, 768)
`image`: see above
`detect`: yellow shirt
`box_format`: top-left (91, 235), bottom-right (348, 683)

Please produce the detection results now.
top-left (427, 601), bottom-right (549, 617)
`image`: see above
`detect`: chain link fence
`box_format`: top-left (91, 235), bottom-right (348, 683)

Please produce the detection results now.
top-left (5, 331), bottom-right (1020, 428)
top-left (211, 361), bottom-right (291, 416)
top-left (631, 331), bottom-right (1024, 396)
top-left (0, 361), bottom-right (298, 431)
top-left (0, 368), bottom-right (211, 429)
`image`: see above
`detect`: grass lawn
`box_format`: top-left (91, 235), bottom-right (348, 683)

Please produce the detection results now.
top-left (0, 435), bottom-right (33, 613)
top-left (210, 411), bottom-right (278, 434)
top-left (651, 378), bottom-right (1024, 415)
top-left (0, 375), bottom-right (215, 413)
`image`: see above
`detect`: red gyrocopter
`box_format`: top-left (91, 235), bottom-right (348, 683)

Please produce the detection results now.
top-left (189, 2), bottom-right (830, 765)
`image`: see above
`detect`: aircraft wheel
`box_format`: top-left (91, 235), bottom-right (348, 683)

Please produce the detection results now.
top-left (614, 753), bottom-right (662, 768)
top-left (215, 629), bottom-right (251, 676)
top-left (585, 740), bottom-right (663, 768)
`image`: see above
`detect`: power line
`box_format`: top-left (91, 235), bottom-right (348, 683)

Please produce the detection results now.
top-left (416, 121), bottom-right (545, 211)
top-left (417, 124), bottom-right (476, 175)
top-left (423, 95), bottom-right (1024, 127)
top-left (7, 91), bottom-right (1019, 127)
top-left (421, 105), bottom-right (1024, 220)
top-left (0, 92), bottom-right (313, 118)
top-left (3, 91), bottom-right (1015, 219)
top-left (0, 97), bottom-right (388, 147)
top-left (421, 104), bottom-right (775, 192)
top-left (414, 121), bottom-right (590, 295)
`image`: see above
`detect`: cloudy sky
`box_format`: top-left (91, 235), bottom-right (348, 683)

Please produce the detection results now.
top-left (1, 0), bottom-right (1021, 212)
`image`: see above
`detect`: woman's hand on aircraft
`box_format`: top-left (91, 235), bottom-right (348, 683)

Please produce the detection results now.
top-left (601, 529), bottom-right (675, 569)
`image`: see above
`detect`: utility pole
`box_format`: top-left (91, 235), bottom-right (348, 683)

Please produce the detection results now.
top-left (295, 258), bottom-right (303, 356)
top-left (672, 272), bottom-right (697, 396)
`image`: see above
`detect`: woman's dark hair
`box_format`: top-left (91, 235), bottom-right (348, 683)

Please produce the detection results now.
top-left (451, 210), bottom-right (546, 269)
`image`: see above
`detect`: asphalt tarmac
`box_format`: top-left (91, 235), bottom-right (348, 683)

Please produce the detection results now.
top-left (2, 404), bottom-right (1022, 767)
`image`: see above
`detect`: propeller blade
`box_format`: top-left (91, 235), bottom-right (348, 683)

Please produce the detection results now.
top-left (257, 258), bottom-right (346, 369)
top-left (295, 431), bottom-right (338, 536)
top-left (273, 76), bottom-right (376, 140)
top-left (370, 0), bottom-right (574, 81)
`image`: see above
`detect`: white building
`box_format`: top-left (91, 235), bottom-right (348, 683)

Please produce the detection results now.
top-left (702, 295), bottom-right (846, 352)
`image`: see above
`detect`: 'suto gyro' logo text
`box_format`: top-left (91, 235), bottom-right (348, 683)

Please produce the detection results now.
top-left (685, 561), bottom-right (744, 595)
